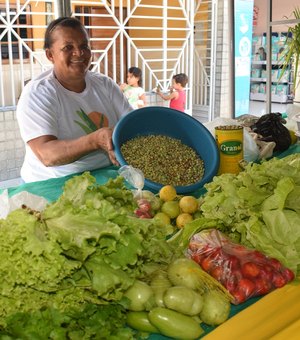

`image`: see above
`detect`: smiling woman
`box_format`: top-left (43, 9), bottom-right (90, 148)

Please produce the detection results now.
top-left (44, 18), bottom-right (92, 93)
top-left (16, 17), bottom-right (133, 183)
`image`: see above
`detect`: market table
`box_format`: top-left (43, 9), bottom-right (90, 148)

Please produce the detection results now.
top-left (2, 143), bottom-right (300, 339)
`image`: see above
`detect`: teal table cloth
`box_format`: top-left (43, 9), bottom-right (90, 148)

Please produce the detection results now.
top-left (2, 143), bottom-right (299, 338)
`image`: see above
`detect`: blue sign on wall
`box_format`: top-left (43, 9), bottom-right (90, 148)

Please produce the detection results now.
top-left (234, 0), bottom-right (254, 117)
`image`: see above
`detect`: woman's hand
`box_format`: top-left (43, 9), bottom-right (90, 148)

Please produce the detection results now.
top-left (93, 127), bottom-right (119, 166)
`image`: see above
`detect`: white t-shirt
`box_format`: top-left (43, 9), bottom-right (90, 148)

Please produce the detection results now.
top-left (123, 85), bottom-right (145, 109)
top-left (17, 69), bottom-right (133, 183)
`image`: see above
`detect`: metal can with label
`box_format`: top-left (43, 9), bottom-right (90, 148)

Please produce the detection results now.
top-left (215, 125), bottom-right (244, 174)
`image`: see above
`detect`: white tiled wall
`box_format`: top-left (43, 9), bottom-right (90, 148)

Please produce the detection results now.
top-left (0, 110), bottom-right (25, 185)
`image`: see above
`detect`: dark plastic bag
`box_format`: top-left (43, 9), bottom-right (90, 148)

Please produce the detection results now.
top-left (250, 112), bottom-right (291, 152)
top-left (187, 229), bottom-right (295, 304)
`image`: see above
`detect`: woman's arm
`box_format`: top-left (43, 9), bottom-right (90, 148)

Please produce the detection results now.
top-left (28, 127), bottom-right (118, 167)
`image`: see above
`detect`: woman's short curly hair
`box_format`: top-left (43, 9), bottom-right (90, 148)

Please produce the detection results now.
top-left (44, 17), bottom-right (88, 49)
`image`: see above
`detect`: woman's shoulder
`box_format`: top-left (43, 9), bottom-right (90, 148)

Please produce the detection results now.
top-left (17, 69), bottom-right (59, 110)
top-left (25, 68), bottom-right (57, 93)
top-left (87, 71), bottom-right (114, 85)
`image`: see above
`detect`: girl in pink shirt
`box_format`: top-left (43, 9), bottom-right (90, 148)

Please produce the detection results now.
top-left (157, 73), bottom-right (188, 112)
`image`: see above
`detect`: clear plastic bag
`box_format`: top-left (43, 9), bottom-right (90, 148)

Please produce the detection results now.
top-left (118, 165), bottom-right (145, 199)
top-left (118, 165), bottom-right (159, 218)
top-left (187, 229), bottom-right (295, 304)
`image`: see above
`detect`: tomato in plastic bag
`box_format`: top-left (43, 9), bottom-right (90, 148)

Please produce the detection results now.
top-left (187, 229), bottom-right (295, 304)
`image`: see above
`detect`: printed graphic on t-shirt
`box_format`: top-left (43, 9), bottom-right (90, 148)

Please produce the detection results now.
top-left (74, 108), bottom-right (109, 133)
top-left (88, 111), bottom-right (109, 129)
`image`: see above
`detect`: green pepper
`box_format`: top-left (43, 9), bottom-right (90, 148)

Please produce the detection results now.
top-left (148, 307), bottom-right (204, 340)
top-left (163, 285), bottom-right (204, 316)
top-left (126, 311), bottom-right (159, 333)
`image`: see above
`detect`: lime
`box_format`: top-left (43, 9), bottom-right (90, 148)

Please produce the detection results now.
top-left (153, 212), bottom-right (171, 226)
top-left (176, 213), bottom-right (193, 228)
top-left (179, 196), bottom-right (199, 214)
top-left (161, 201), bottom-right (180, 219)
top-left (151, 196), bottom-right (163, 211)
top-left (159, 185), bottom-right (177, 202)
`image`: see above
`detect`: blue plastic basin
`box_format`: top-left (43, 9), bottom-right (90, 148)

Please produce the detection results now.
top-left (112, 106), bottom-right (219, 194)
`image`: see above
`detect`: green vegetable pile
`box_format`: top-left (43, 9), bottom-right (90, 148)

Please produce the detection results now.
top-left (171, 154), bottom-right (300, 276)
top-left (125, 258), bottom-right (231, 340)
top-left (0, 172), bottom-right (174, 339)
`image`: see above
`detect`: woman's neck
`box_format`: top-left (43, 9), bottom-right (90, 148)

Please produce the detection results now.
top-left (54, 73), bottom-right (86, 93)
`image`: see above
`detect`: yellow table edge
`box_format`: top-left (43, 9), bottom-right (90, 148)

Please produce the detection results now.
top-left (203, 282), bottom-right (300, 340)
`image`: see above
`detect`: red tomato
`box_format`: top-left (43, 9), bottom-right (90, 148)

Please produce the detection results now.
top-left (226, 255), bottom-right (240, 271)
top-left (238, 278), bottom-right (256, 298)
top-left (251, 250), bottom-right (267, 263)
top-left (200, 255), bottom-right (214, 273)
top-left (224, 275), bottom-right (238, 294)
top-left (208, 247), bottom-right (223, 264)
top-left (232, 244), bottom-right (247, 257)
top-left (281, 267), bottom-right (295, 282)
top-left (272, 272), bottom-right (286, 288)
top-left (210, 266), bottom-right (224, 282)
top-left (190, 252), bottom-right (203, 264)
top-left (232, 288), bottom-right (246, 304)
top-left (231, 268), bottom-right (243, 280)
top-left (269, 258), bottom-right (282, 271)
top-left (258, 266), bottom-right (273, 282)
top-left (262, 264), bottom-right (273, 273)
top-left (254, 278), bottom-right (272, 296)
top-left (241, 262), bottom-right (260, 278)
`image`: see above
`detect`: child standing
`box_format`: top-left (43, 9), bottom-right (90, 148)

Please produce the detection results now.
top-left (157, 73), bottom-right (188, 112)
top-left (120, 67), bottom-right (146, 109)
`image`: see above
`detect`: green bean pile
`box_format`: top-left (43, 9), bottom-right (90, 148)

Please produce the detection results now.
top-left (120, 135), bottom-right (205, 186)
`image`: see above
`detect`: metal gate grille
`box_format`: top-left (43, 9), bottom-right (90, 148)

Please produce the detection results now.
top-left (0, 0), bottom-right (197, 114)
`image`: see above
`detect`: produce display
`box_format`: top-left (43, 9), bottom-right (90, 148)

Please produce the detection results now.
top-left (188, 229), bottom-right (295, 304)
top-left (120, 134), bottom-right (205, 186)
top-left (0, 173), bottom-right (232, 339)
top-left (171, 153), bottom-right (300, 277)
top-left (1, 151), bottom-right (299, 339)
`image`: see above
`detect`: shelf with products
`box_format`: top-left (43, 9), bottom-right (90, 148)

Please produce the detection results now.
top-left (250, 92), bottom-right (293, 104)
top-left (250, 78), bottom-right (292, 84)
top-left (250, 32), bottom-right (294, 104)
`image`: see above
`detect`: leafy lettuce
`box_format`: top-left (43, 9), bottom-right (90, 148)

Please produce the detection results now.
top-left (170, 154), bottom-right (300, 275)
top-left (0, 172), bottom-right (173, 337)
